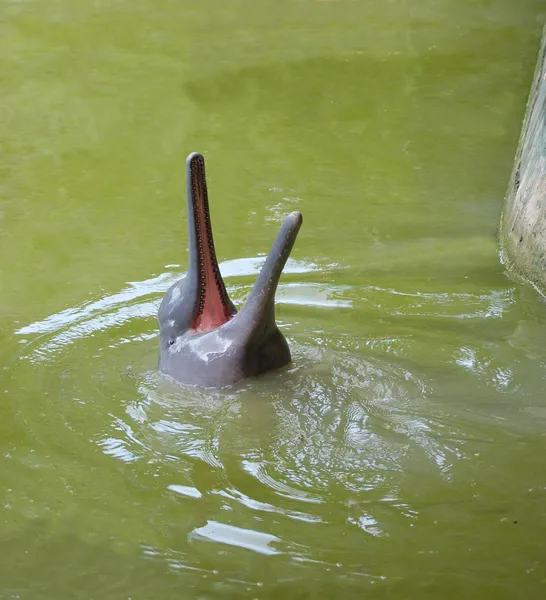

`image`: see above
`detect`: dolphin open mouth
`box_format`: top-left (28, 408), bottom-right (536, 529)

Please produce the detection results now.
top-left (187, 153), bottom-right (236, 332)
top-left (186, 152), bottom-right (302, 336)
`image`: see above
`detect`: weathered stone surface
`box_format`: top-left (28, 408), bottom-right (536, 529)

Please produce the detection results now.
top-left (501, 24), bottom-right (546, 294)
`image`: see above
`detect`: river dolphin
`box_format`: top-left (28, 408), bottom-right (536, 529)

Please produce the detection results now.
top-left (158, 152), bottom-right (303, 388)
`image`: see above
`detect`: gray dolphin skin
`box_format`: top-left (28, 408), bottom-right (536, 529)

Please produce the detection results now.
top-left (157, 152), bottom-right (303, 388)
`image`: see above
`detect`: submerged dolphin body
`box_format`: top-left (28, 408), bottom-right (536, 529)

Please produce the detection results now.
top-left (157, 153), bottom-right (303, 388)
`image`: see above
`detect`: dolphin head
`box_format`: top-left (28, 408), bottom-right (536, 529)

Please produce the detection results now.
top-left (157, 152), bottom-right (302, 385)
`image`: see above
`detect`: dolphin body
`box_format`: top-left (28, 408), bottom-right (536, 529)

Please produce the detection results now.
top-left (157, 153), bottom-right (303, 388)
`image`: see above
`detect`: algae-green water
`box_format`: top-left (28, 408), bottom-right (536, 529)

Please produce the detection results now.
top-left (1, 0), bottom-right (546, 597)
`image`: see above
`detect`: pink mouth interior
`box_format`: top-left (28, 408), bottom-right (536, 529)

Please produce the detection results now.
top-left (191, 256), bottom-right (233, 333)
top-left (189, 169), bottom-right (235, 333)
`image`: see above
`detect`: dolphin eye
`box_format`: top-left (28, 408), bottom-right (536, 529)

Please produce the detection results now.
top-left (168, 339), bottom-right (175, 346)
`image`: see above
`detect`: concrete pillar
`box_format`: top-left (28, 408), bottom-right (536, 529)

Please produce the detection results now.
top-left (501, 24), bottom-right (546, 294)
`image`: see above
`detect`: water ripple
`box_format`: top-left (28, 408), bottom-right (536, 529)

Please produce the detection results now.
top-left (9, 254), bottom-right (542, 574)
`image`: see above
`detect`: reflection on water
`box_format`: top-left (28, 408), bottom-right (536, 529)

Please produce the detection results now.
top-left (15, 256), bottom-right (515, 364)
top-left (14, 257), bottom-right (325, 361)
top-left (190, 521), bottom-right (283, 556)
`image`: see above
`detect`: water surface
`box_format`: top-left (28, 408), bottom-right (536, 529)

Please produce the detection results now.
top-left (1, 0), bottom-right (546, 597)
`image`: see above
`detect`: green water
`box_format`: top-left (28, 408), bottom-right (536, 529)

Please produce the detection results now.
top-left (2, 0), bottom-right (546, 597)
